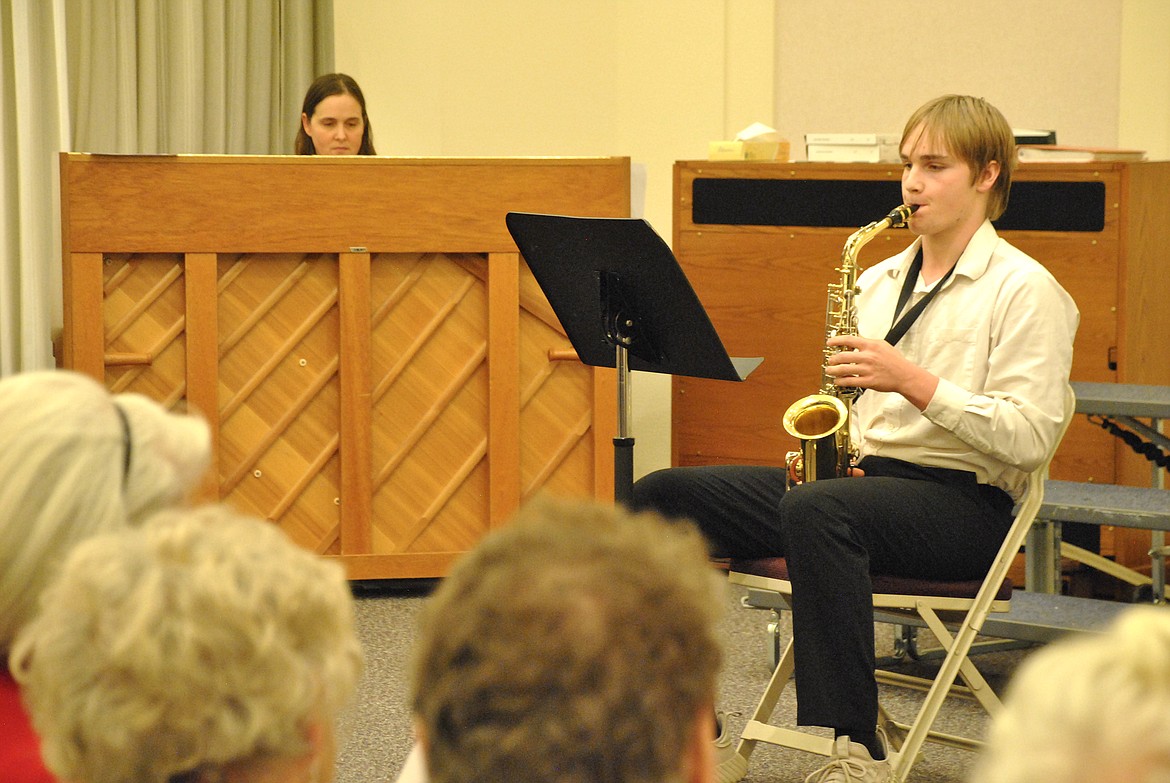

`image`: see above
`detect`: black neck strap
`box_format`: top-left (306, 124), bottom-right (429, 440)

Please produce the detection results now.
top-left (884, 248), bottom-right (955, 347)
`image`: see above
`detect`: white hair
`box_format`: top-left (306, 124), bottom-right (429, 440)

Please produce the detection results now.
top-left (11, 504), bottom-right (363, 783)
top-left (973, 605), bottom-right (1170, 783)
top-left (0, 370), bottom-right (210, 652)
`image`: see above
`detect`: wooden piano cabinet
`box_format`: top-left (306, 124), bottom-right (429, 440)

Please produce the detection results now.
top-left (672, 160), bottom-right (1170, 572)
top-left (61, 154), bottom-right (630, 579)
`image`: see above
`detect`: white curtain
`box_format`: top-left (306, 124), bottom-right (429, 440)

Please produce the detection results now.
top-left (0, 0), bottom-right (330, 374)
top-left (67, 0), bottom-right (332, 154)
top-left (0, 0), bottom-right (70, 373)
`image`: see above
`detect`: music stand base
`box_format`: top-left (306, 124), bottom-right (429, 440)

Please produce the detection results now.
top-left (614, 437), bottom-right (635, 505)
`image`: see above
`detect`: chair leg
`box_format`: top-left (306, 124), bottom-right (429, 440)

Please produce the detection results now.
top-left (735, 637), bottom-right (796, 765)
top-left (737, 637), bottom-right (837, 760)
top-left (891, 607), bottom-right (994, 779)
top-left (915, 608), bottom-right (1005, 717)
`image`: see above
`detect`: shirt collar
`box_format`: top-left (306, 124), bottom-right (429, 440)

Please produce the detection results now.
top-left (887, 219), bottom-right (998, 285)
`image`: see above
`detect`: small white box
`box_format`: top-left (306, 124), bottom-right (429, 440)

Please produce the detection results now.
top-left (805, 143), bottom-right (899, 163)
top-left (804, 132), bottom-right (899, 146)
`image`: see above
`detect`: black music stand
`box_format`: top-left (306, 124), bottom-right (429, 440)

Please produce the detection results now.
top-left (505, 212), bottom-right (762, 505)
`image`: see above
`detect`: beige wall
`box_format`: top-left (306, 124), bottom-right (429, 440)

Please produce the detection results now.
top-left (1121, 0), bottom-right (1170, 156)
top-left (776, 1), bottom-right (1121, 154)
top-left (335, 0), bottom-right (1170, 477)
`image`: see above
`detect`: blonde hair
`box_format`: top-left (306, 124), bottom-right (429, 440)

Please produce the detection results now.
top-left (12, 504), bottom-right (363, 783)
top-left (901, 94), bottom-right (1017, 220)
top-left (411, 496), bottom-right (723, 783)
top-left (973, 606), bottom-right (1170, 783)
top-left (0, 370), bottom-right (210, 652)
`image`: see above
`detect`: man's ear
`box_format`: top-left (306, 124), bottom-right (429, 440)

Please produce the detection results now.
top-left (413, 718), bottom-right (428, 754)
top-left (682, 705), bottom-right (716, 783)
top-left (976, 159), bottom-right (1001, 193)
top-left (304, 720), bottom-right (335, 783)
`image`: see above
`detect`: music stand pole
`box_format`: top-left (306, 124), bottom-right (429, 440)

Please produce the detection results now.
top-left (614, 342), bottom-right (634, 504)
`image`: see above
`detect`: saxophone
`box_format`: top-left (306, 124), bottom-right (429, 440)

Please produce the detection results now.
top-left (782, 204), bottom-right (916, 486)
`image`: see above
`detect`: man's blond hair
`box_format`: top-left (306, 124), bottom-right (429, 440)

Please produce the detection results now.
top-left (901, 94), bottom-right (1017, 220)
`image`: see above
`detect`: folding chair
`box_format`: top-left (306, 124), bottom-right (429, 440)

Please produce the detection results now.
top-left (722, 386), bottom-right (1075, 782)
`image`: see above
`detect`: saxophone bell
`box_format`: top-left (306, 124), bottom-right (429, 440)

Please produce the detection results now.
top-left (783, 394), bottom-right (851, 485)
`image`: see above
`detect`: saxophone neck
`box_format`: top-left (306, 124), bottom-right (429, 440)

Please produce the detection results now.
top-left (842, 204), bottom-right (916, 263)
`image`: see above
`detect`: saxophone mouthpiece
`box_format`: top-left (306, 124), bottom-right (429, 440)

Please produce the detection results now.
top-left (887, 204), bottom-right (917, 228)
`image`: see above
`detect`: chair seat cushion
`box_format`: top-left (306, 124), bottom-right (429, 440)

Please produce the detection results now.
top-left (729, 556), bottom-right (1013, 601)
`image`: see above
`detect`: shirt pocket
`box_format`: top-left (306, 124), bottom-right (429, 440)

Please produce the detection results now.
top-left (917, 326), bottom-right (978, 385)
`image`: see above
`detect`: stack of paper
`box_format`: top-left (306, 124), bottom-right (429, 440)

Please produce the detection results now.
top-left (1017, 145), bottom-right (1146, 163)
top-left (805, 133), bottom-right (899, 163)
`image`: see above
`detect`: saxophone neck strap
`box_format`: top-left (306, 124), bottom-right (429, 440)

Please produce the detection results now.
top-left (885, 248), bottom-right (955, 347)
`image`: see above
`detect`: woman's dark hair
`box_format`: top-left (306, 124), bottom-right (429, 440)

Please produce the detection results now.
top-left (294, 73), bottom-right (376, 155)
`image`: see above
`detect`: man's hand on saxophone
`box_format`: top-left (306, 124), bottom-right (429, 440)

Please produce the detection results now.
top-left (824, 334), bottom-right (939, 412)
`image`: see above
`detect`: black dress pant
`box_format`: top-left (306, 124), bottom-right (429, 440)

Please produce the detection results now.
top-left (629, 455), bottom-right (1013, 734)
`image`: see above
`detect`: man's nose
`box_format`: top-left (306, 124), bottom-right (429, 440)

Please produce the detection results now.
top-left (903, 166), bottom-right (923, 191)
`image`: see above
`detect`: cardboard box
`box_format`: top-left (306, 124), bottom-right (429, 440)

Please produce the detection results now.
top-left (708, 139), bottom-right (790, 162)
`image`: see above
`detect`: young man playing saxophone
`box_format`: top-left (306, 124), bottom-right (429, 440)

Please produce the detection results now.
top-left (630, 94), bottom-right (1079, 783)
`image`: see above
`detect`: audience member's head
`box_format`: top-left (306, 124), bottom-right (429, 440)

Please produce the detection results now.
top-left (0, 370), bottom-right (210, 655)
top-left (295, 72), bottom-right (376, 155)
top-left (410, 496), bottom-right (723, 783)
top-left (972, 605), bottom-right (1170, 783)
top-left (12, 504), bottom-right (364, 783)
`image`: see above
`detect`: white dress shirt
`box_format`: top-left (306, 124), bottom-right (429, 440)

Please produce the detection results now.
top-left (853, 220), bottom-right (1080, 500)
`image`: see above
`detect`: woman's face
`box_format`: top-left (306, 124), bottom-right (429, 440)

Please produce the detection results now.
top-left (301, 93), bottom-right (366, 155)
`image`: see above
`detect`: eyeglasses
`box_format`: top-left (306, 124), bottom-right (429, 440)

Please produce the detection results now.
top-left (113, 403), bottom-right (132, 486)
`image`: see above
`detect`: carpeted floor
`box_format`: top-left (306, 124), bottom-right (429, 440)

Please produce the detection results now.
top-left (334, 580), bottom-right (1036, 783)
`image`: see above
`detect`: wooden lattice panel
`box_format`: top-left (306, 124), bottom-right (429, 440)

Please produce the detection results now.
top-left (369, 253), bottom-right (491, 554)
top-left (102, 254), bottom-right (188, 406)
top-left (517, 262), bottom-right (598, 499)
top-left (216, 253), bottom-right (342, 554)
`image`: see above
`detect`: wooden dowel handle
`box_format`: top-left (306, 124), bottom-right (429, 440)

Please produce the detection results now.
top-left (547, 348), bottom-right (581, 362)
top-left (104, 352), bottom-right (152, 366)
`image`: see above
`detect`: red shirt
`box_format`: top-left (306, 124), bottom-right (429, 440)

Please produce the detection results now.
top-left (0, 669), bottom-right (56, 783)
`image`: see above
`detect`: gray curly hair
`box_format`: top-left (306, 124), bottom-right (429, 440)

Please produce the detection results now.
top-left (12, 504), bottom-right (363, 783)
